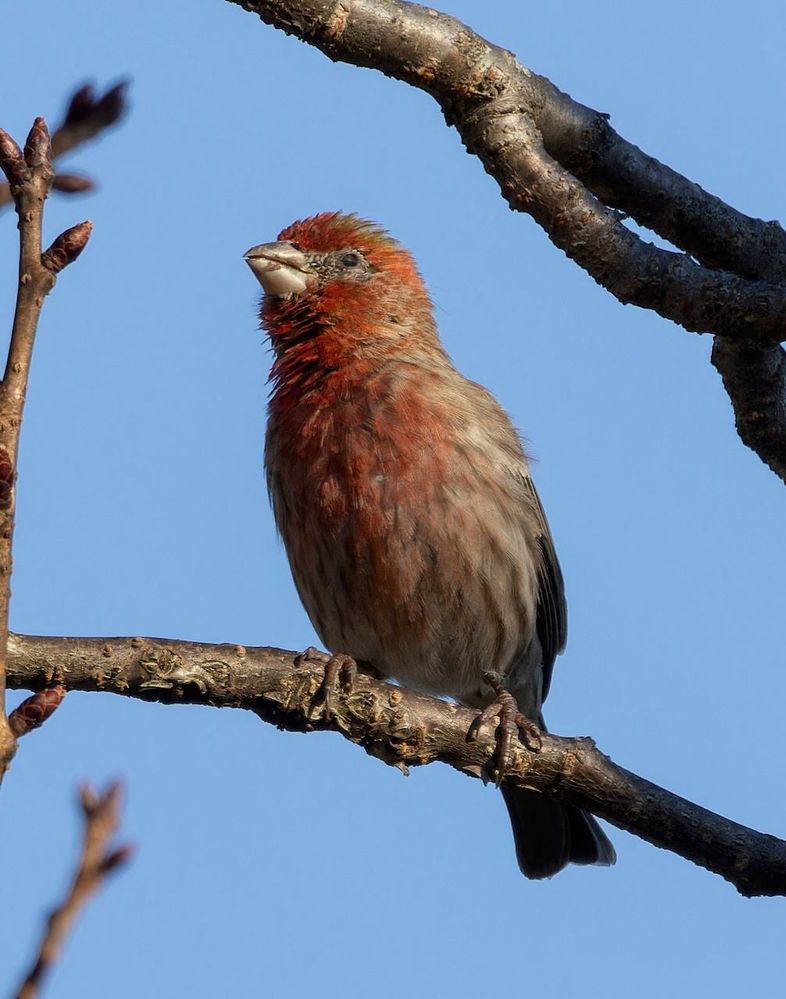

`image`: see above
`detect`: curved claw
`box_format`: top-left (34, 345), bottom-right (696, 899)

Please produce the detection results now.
top-left (294, 647), bottom-right (357, 721)
top-left (467, 671), bottom-right (543, 785)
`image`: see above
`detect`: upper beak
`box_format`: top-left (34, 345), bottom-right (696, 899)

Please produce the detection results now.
top-left (244, 241), bottom-right (311, 297)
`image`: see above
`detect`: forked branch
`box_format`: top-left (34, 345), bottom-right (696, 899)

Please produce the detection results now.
top-left (13, 782), bottom-right (133, 999)
top-left (231, 0), bottom-right (786, 479)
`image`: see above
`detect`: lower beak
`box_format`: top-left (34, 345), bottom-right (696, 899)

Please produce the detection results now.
top-left (244, 241), bottom-right (311, 297)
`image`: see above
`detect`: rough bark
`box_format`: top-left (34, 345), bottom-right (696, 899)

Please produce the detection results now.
top-left (7, 632), bottom-right (786, 898)
top-left (230, 0), bottom-right (786, 479)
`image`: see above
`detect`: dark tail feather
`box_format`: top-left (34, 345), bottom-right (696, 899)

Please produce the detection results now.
top-left (501, 785), bottom-right (616, 879)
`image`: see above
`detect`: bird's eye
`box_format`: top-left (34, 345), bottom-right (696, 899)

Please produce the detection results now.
top-left (341, 252), bottom-right (361, 268)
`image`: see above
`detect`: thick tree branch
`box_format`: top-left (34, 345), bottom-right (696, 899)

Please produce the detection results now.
top-left (7, 632), bottom-right (785, 898)
top-left (231, 0), bottom-right (786, 479)
top-left (13, 782), bottom-right (132, 999)
top-left (0, 120), bottom-right (92, 780)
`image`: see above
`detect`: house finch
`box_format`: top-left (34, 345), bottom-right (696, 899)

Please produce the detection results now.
top-left (245, 212), bottom-right (615, 878)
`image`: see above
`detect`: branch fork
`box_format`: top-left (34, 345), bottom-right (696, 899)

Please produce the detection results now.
top-left (235, 0), bottom-right (786, 479)
top-left (13, 782), bottom-right (133, 999)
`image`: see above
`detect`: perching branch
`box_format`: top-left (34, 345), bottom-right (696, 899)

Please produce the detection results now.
top-left (231, 0), bottom-right (786, 479)
top-left (13, 782), bottom-right (133, 999)
top-left (7, 632), bottom-right (786, 898)
top-left (0, 120), bottom-right (92, 780)
top-left (0, 81), bottom-right (128, 211)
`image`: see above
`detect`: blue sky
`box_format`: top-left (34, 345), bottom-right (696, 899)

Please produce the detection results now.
top-left (2, 2), bottom-right (784, 996)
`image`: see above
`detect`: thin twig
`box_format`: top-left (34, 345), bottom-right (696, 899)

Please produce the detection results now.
top-left (6, 632), bottom-right (786, 897)
top-left (0, 81), bottom-right (128, 210)
top-left (0, 120), bottom-right (92, 780)
top-left (13, 782), bottom-right (133, 999)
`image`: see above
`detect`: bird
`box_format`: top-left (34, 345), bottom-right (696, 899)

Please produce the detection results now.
top-left (244, 211), bottom-right (615, 878)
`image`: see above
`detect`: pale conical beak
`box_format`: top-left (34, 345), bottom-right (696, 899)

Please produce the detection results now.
top-left (244, 241), bottom-right (311, 297)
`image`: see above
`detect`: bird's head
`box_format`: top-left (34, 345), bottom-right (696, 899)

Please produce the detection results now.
top-left (245, 212), bottom-right (437, 362)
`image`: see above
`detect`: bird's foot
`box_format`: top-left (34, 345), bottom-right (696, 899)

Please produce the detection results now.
top-left (294, 646), bottom-right (357, 721)
top-left (467, 671), bottom-right (542, 785)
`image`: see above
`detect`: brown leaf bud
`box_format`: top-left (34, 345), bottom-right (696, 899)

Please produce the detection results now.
top-left (94, 81), bottom-right (130, 128)
top-left (101, 843), bottom-right (135, 873)
top-left (23, 116), bottom-right (52, 171)
top-left (0, 129), bottom-right (29, 184)
top-left (56, 80), bottom-right (129, 150)
top-left (42, 220), bottom-right (93, 273)
top-left (52, 172), bottom-right (96, 194)
top-left (62, 83), bottom-right (96, 127)
top-left (8, 686), bottom-right (66, 737)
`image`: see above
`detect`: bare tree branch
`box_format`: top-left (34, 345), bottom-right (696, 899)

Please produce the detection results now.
top-left (230, 0), bottom-right (786, 479)
top-left (6, 632), bottom-right (785, 897)
top-left (13, 782), bottom-right (133, 999)
top-left (0, 120), bottom-right (92, 780)
top-left (0, 81), bottom-right (128, 211)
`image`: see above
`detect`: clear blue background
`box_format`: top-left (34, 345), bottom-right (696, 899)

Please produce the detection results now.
top-left (2, 2), bottom-right (784, 995)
